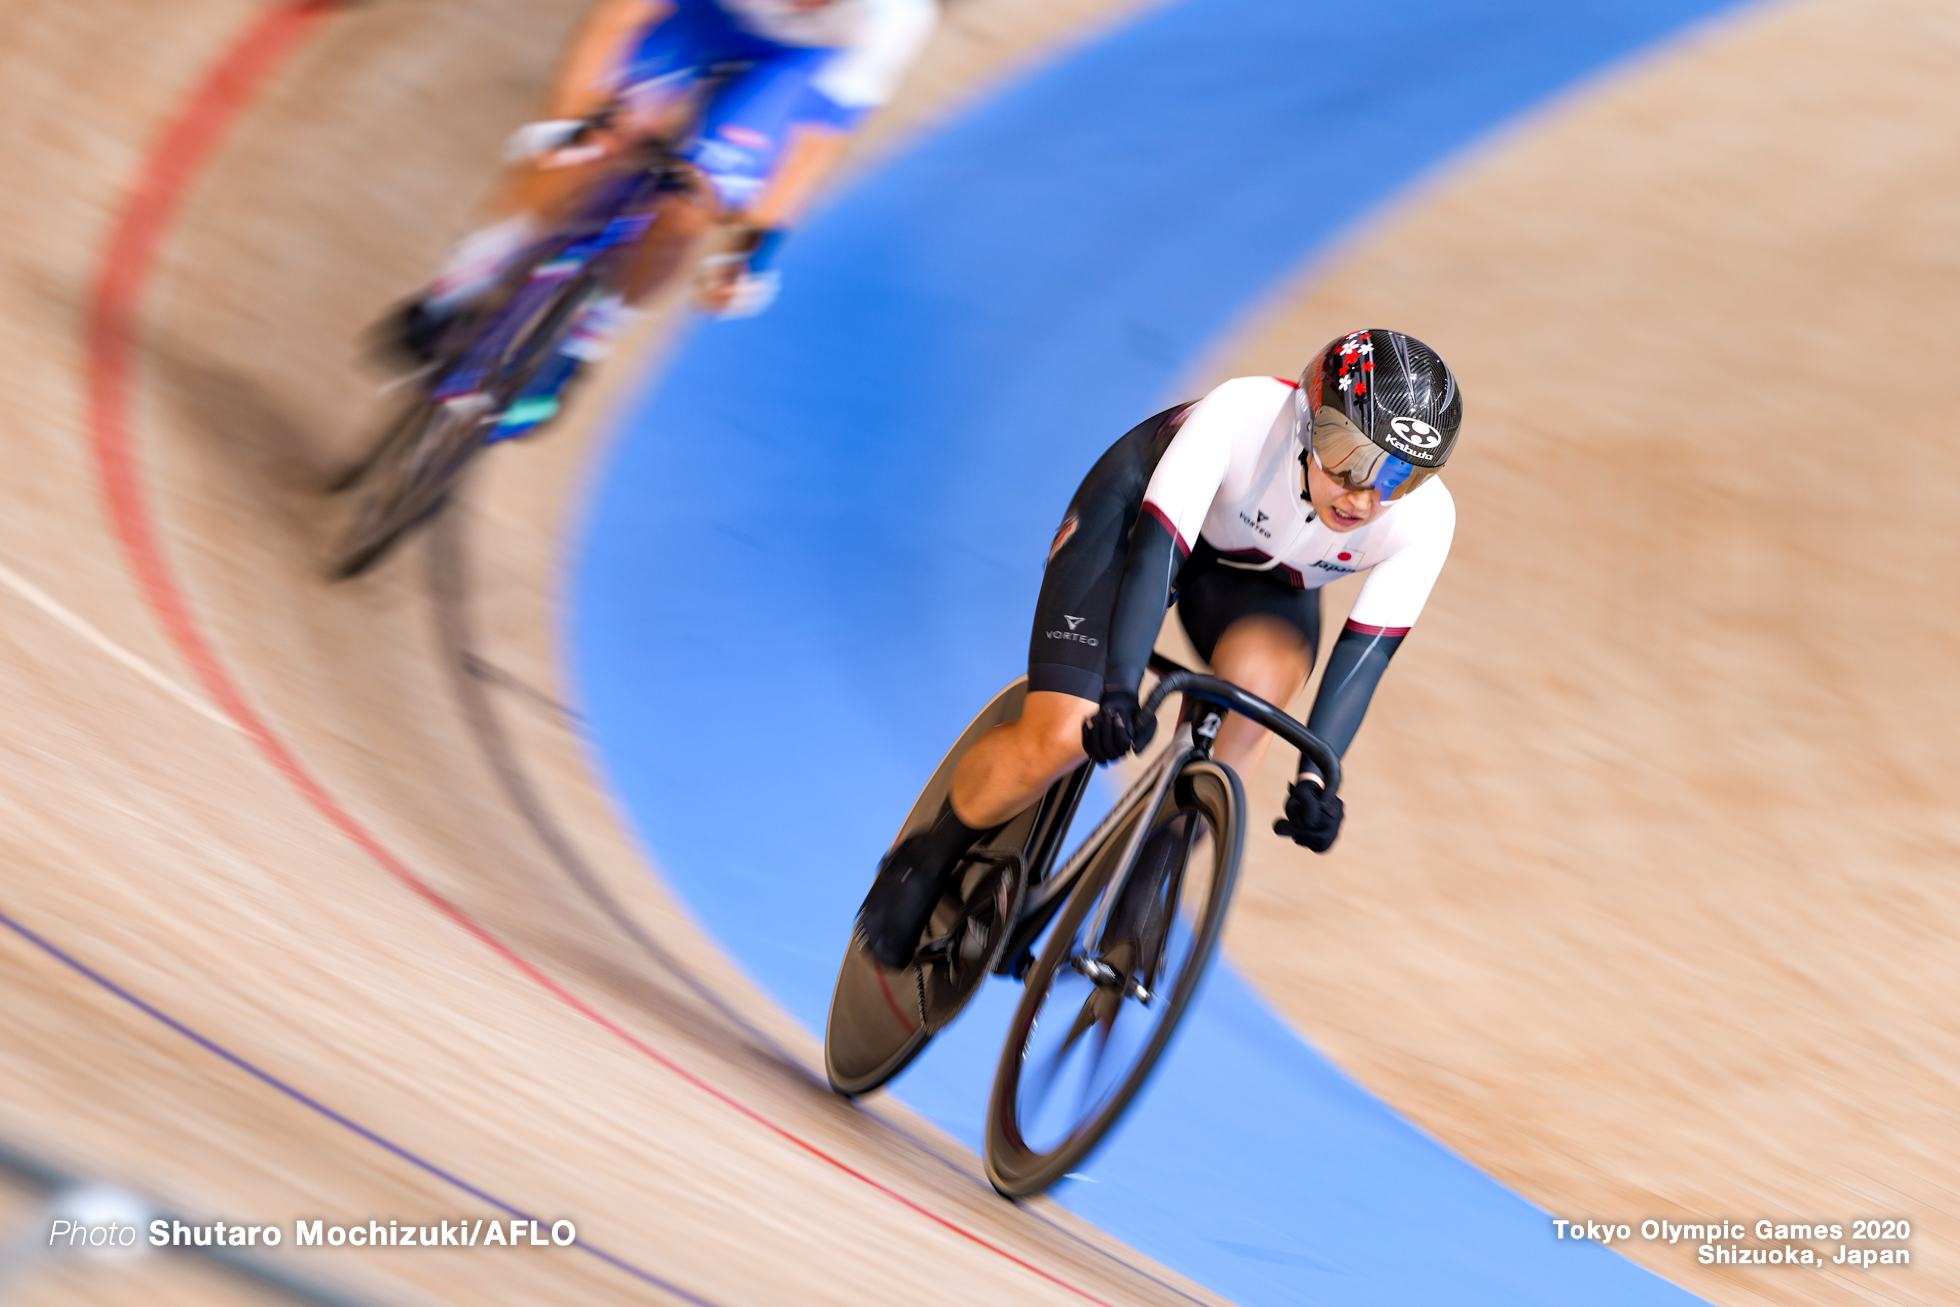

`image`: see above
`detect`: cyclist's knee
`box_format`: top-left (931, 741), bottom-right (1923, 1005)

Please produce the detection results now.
top-left (1210, 615), bottom-right (1312, 698)
top-left (1016, 690), bottom-right (1097, 769)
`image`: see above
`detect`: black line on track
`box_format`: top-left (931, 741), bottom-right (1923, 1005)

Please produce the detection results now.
top-left (0, 907), bottom-right (722, 1307)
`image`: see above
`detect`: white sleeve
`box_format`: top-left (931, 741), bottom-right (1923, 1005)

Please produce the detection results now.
top-left (1139, 378), bottom-right (1269, 553)
top-left (812, 0), bottom-right (937, 110)
top-left (1345, 480), bottom-right (1455, 633)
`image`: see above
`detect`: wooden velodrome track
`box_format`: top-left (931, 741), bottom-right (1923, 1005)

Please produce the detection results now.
top-left (1, 0), bottom-right (1956, 1305)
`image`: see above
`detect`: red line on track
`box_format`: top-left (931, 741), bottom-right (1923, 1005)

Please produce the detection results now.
top-left (81, 5), bottom-right (1117, 1304)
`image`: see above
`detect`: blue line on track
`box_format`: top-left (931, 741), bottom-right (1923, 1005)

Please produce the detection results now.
top-left (574, 1), bottom-right (1741, 1302)
top-left (0, 909), bottom-right (716, 1305)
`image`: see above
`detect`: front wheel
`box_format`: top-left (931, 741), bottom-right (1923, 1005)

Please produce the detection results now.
top-left (333, 396), bottom-right (490, 579)
top-left (984, 757), bottom-right (1243, 1196)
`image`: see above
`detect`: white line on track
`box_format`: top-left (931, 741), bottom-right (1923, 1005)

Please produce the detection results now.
top-left (0, 557), bottom-right (236, 732)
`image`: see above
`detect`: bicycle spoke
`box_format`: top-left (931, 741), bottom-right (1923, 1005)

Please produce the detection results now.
top-left (1013, 971), bottom-right (1093, 1127)
top-left (1071, 1013), bottom-right (1116, 1134)
top-left (1016, 928), bottom-right (1159, 1150)
top-left (991, 761), bottom-right (1244, 1191)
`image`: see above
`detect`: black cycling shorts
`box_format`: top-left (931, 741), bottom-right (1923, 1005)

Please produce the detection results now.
top-left (1175, 539), bottom-right (1322, 665)
top-left (1027, 408), bottom-right (1321, 700)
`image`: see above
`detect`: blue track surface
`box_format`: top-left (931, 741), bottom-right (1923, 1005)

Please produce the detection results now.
top-left (572, 1), bottom-right (1741, 1301)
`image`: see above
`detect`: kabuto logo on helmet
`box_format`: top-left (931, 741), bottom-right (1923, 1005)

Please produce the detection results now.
top-left (1387, 415), bottom-right (1442, 453)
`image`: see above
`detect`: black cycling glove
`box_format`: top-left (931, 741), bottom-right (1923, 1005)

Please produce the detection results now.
top-left (1272, 777), bottom-right (1344, 852)
top-left (1082, 687), bottom-right (1157, 765)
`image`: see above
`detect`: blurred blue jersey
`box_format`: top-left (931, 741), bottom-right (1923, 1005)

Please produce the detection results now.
top-left (620, 0), bottom-right (936, 206)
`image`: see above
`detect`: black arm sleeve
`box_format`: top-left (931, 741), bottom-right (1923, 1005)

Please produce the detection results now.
top-left (1102, 511), bottom-right (1186, 696)
top-left (1299, 624), bottom-right (1406, 777)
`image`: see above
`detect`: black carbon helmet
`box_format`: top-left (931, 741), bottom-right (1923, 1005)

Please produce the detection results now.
top-left (1295, 329), bottom-right (1463, 501)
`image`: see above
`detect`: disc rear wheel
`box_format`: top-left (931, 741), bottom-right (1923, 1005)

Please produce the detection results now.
top-left (824, 846), bottom-right (1027, 1095)
top-left (827, 679), bottom-right (1079, 1096)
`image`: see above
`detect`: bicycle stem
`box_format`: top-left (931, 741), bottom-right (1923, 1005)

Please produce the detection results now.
top-left (1142, 668), bottom-right (1343, 796)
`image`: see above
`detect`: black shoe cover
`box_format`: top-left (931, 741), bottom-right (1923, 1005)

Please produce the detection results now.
top-left (364, 298), bottom-right (450, 373)
top-left (397, 299), bottom-right (449, 365)
top-left (857, 834), bottom-right (962, 970)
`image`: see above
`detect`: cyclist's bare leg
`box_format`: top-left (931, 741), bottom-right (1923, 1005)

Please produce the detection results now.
top-left (488, 92), bottom-right (721, 309)
top-left (416, 60), bottom-right (700, 306)
top-left (946, 617), bottom-right (1307, 830)
top-left (488, 151), bottom-right (624, 227)
top-left (415, 0), bottom-right (674, 308)
top-left (948, 691), bottom-right (1097, 829)
top-left (417, 135), bottom-right (646, 314)
top-left (623, 163), bottom-right (720, 302)
top-left (1206, 614), bottom-right (1313, 778)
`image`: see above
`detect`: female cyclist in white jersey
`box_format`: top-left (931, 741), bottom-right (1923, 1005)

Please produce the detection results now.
top-left (858, 329), bottom-right (1465, 968)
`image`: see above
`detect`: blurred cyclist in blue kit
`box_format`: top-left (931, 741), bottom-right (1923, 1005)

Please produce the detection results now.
top-left (386, 0), bottom-right (937, 432)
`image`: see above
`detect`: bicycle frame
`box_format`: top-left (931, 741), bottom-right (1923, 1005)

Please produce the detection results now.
top-left (999, 745), bottom-right (1177, 974)
top-left (994, 655), bottom-right (1342, 974)
top-left (431, 148), bottom-right (683, 403)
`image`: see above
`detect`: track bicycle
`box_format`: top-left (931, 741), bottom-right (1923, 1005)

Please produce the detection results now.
top-left (823, 653), bottom-right (1340, 1196)
top-left (329, 125), bottom-right (690, 579)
